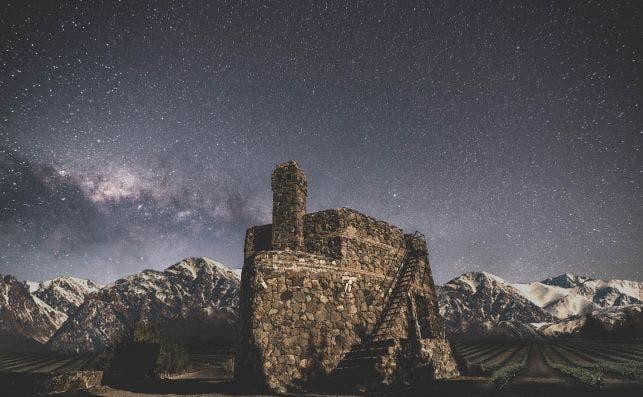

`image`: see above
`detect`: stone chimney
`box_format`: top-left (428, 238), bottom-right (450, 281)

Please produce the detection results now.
top-left (271, 160), bottom-right (307, 251)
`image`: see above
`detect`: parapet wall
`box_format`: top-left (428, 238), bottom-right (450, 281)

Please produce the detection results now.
top-left (246, 208), bottom-right (408, 275)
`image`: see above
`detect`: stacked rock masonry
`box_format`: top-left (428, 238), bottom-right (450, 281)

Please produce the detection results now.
top-left (235, 161), bottom-right (459, 393)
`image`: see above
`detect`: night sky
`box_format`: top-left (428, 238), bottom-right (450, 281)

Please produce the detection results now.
top-left (1, 1), bottom-right (640, 284)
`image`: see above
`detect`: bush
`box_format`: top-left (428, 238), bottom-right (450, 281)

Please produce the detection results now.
top-left (110, 341), bottom-right (160, 380)
top-left (132, 322), bottom-right (191, 374)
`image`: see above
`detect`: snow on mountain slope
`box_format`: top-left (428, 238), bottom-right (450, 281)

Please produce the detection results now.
top-left (586, 279), bottom-right (642, 301)
top-left (511, 274), bottom-right (642, 319)
top-left (541, 274), bottom-right (642, 301)
top-left (440, 271), bottom-right (641, 338)
top-left (0, 275), bottom-right (67, 351)
top-left (33, 277), bottom-right (102, 316)
top-left (47, 257), bottom-right (240, 353)
top-left (438, 272), bottom-right (554, 338)
top-left (544, 294), bottom-right (594, 319)
top-left (5, 264), bottom-right (639, 348)
top-left (511, 282), bottom-right (570, 308)
top-left (26, 281), bottom-right (40, 293)
top-left (539, 304), bottom-right (642, 336)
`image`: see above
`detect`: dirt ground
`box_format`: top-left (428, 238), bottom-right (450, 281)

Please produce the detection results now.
top-left (58, 348), bottom-right (642, 397)
top-left (60, 378), bottom-right (643, 397)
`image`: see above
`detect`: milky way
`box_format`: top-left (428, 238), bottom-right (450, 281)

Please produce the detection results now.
top-left (1, 1), bottom-right (640, 284)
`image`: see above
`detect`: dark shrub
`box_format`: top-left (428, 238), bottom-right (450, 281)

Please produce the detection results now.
top-left (108, 322), bottom-right (190, 380)
top-left (110, 341), bottom-right (160, 381)
top-left (133, 322), bottom-right (191, 374)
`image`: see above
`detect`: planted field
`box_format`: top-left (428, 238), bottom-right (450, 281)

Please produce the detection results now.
top-left (0, 352), bottom-right (98, 374)
top-left (452, 338), bottom-right (643, 389)
top-left (0, 352), bottom-right (103, 395)
top-left (544, 340), bottom-right (643, 383)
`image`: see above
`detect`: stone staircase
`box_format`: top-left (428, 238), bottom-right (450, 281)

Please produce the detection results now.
top-left (330, 232), bottom-right (424, 388)
top-left (369, 245), bottom-right (421, 341)
top-left (330, 339), bottom-right (397, 388)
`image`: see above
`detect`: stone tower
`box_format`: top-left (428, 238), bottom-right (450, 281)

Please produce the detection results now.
top-left (271, 160), bottom-right (307, 251)
top-left (236, 161), bottom-right (459, 393)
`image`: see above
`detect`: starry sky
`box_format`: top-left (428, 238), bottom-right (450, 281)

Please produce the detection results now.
top-left (1, 1), bottom-right (640, 284)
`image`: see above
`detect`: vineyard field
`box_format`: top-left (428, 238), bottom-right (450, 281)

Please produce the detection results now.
top-left (0, 352), bottom-right (98, 374)
top-left (452, 338), bottom-right (643, 390)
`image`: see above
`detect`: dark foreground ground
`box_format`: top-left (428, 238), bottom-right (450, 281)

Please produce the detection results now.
top-left (61, 343), bottom-right (642, 397)
top-left (59, 378), bottom-right (642, 397)
top-left (4, 339), bottom-right (640, 396)
top-left (57, 361), bottom-right (642, 397)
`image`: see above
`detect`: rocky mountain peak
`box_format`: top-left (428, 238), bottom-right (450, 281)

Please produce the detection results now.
top-left (439, 272), bottom-right (554, 338)
top-left (0, 274), bottom-right (67, 351)
top-left (445, 271), bottom-right (515, 294)
top-left (165, 256), bottom-right (240, 281)
top-left (541, 273), bottom-right (591, 289)
top-left (33, 276), bottom-right (102, 316)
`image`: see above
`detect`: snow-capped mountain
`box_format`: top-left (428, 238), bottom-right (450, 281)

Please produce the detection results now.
top-left (440, 271), bottom-right (642, 338)
top-left (33, 276), bottom-right (102, 316)
top-left (2, 263), bottom-right (638, 351)
top-left (438, 272), bottom-right (554, 338)
top-left (26, 281), bottom-right (40, 293)
top-left (0, 274), bottom-right (67, 351)
top-left (511, 274), bottom-right (642, 319)
top-left (47, 257), bottom-right (240, 353)
top-left (538, 304), bottom-right (642, 336)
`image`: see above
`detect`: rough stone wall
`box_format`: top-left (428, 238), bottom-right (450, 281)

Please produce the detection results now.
top-left (244, 224), bottom-right (272, 259)
top-left (368, 339), bottom-right (459, 386)
top-left (416, 339), bottom-right (460, 379)
top-left (236, 250), bottom-right (412, 392)
top-left (236, 233), bottom-right (446, 391)
top-left (404, 235), bottom-right (443, 340)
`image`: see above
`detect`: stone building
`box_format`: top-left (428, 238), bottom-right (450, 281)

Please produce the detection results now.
top-left (235, 161), bottom-right (458, 393)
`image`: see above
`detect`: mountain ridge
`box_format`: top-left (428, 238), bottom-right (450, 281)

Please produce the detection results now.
top-left (2, 264), bottom-right (640, 351)
top-left (46, 257), bottom-right (240, 353)
top-left (33, 276), bottom-right (102, 316)
top-left (0, 274), bottom-right (67, 351)
top-left (440, 271), bottom-right (642, 338)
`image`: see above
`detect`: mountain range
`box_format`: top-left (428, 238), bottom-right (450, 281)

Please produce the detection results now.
top-left (438, 271), bottom-right (642, 337)
top-left (48, 257), bottom-right (239, 353)
top-left (0, 259), bottom-right (640, 352)
top-left (0, 257), bottom-right (239, 353)
top-left (0, 275), bottom-right (67, 351)
top-left (32, 276), bottom-right (103, 316)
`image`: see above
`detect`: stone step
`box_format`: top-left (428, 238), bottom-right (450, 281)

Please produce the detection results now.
top-left (335, 356), bottom-right (379, 370)
top-left (342, 346), bottom-right (390, 361)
